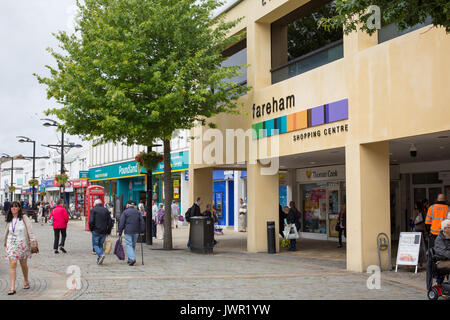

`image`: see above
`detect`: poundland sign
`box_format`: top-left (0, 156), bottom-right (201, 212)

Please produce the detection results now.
top-left (89, 151), bottom-right (189, 181)
top-left (90, 161), bottom-right (143, 181)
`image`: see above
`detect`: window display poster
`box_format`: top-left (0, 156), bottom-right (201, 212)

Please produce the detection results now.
top-left (396, 232), bottom-right (422, 266)
top-left (173, 180), bottom-right (180, 199)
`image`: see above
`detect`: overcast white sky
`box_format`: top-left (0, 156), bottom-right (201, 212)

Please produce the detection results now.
top-left (0, 0), bottom-right (235, 158)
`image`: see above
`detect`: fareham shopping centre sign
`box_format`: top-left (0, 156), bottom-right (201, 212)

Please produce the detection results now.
top-left (252, 98), bottom-right (348, 140)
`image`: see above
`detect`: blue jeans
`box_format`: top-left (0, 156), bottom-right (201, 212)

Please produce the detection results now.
top-left (125, 234), bottom-right (139, 262)
top-left (92, 231), bottom-right (107, 258)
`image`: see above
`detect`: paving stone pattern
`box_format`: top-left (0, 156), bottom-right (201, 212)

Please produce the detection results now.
top-left (0, 215), bottom-right (429, 300)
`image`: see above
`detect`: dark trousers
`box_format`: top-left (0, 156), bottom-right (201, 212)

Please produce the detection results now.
top-left (290, 239), bottom-right (296, 250)
top-left (54, 228), bottom-right (67, 250)
top-left (152, 219), bottom-right (157, 238)
top-left (429, 234), bottom-right (437, 250)
top-left (339, 227), bottom-right (346, 246)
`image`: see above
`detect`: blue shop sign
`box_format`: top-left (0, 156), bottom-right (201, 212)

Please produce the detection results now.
top-left (213, 170), bottom-right (234, 181)
top-left (90, 150), bottom-right (189, 181)
top-left (152, 151), bottom-right (189, 174)
top-left (41, 179), bottom-right (56, 188)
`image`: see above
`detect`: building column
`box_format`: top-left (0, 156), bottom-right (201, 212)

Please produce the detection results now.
top-left (346, 141), bottom-right (391, 272)
top-left (180, 171), bottom-right (189, 218)
top-left (247, 162), bottom-right (279, 253)
top-left (234, 171), bottom-right (240, 231)
top-left (189, 167), bottom-right (213, 213)
top-left (247, 22), bottom-right (272, 90)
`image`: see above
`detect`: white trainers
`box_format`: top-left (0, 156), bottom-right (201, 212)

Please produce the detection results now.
top-left (98, 255), bottom-right (105, 265)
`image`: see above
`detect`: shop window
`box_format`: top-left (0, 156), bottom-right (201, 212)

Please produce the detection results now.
top-left (378, 16), bottom-right (432, 44)
top-left (271, 0), bottom-right (343, 84)
top-left (302, 183), bottom-right (327, 234)
top-left (221, 38), bottom-right (247, 94)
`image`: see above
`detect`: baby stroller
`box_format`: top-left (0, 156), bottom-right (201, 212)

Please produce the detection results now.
top-left (426, 248), bottom-right (450, 300)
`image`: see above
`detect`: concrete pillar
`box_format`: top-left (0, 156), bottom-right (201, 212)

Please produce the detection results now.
top-left (180, 171), bottom-right (189, 216)
top-left (189, 167), bottom-right (213, 213)
top-left (345, 141), bottom-right (391, 272)
top-left (234, 171), bottom-right (240, 232)
top-left (247, 22), bottom-right (272, 90)
top-left (343, 21), bottom-right (378, 56)
top-left (247, 162), bottom-right (279, 253)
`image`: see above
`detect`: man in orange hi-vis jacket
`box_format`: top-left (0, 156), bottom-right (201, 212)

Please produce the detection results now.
top-left (425, 194), bottom-right (450, 249)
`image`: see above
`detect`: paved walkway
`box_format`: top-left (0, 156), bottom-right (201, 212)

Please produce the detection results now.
top-left (0, 215), bottom-right (431, 300)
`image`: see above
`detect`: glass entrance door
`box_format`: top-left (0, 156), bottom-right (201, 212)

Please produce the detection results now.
top-left (327, 183), bottom-right (340, 239)
top-left (413, 185), bottom-right (443, 206)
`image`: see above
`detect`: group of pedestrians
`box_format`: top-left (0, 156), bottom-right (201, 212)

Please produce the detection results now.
top-left (411, 194), bottom-right (450, 263)
top-left (89, 199), bottom-right (144, 266)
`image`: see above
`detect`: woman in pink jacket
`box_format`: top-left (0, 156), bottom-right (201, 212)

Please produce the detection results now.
top-left (48, 199), bottom-right (69, 254)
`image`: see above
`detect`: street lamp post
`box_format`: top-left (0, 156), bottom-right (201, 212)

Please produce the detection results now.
top-left (41, 119), bottom-right (82, 200)
top-left (146, 143), bottom-right (162, 245)
top-left (17, 136), bottom-right (50, 209)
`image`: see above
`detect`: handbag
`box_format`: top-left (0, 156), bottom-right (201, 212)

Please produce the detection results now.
top-left (23, 216), bottom-right (39, 254)
top-left (335, 222), bottom-right (341, 232)
top-left (414, 213), bottom-right (424, 225)
top-left (114, 237), bottom-right (125, 260)
top-left (30, 240), bottom-right (39, 254)
top-left (178, 215), bottom-right (184, 222)
top-left (103, 237), bottom-right (112, 254)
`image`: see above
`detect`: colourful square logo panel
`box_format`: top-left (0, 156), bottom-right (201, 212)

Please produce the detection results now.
top-left (252, 98), bottom-right (348, 139)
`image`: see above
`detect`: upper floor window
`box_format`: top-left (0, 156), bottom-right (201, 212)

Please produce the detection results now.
top-left (378, 16), bottom-right (432, 44)
top-left (221, 38), bottom-right (247, 91)
top-left (271, 0), bottom-right (343, 84)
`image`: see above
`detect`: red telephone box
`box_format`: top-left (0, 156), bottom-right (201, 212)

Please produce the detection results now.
top-left (84, 185), bottom-right (105, 231)
top-left (73, 179), bottom-right (89, 217)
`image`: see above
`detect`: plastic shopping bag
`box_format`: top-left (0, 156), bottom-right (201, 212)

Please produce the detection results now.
top-left (114, 237), bottom-right (125, 260)
top-left (286, 224), bottom-right (299, 240)
top-left (104, 237), bottom-right (113, 254)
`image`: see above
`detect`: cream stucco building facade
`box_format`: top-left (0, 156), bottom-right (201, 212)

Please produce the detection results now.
top-left (188, 0), bottom-right (450, 272)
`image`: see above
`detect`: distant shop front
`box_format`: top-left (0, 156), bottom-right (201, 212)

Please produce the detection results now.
top-left (89, 151), bottom-right (189, 209)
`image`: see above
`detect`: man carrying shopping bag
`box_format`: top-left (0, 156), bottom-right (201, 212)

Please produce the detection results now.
top-left (89, 199), bottom-right (113, 265)
top-left (118, 200), bottom-right (145, 266)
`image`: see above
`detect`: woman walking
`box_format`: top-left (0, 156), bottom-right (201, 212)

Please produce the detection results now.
top-left (3, 201), bottom-right (37, 295)
top-left (48, 199), bottom-right (69, 254)
top-left (156, 204), bottom-right (164, 240)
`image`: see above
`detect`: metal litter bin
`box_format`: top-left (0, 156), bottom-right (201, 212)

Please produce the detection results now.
top-left (189, 216), bottom-right (214, 254)
top-left (267, 221), bottom-right (276, 254)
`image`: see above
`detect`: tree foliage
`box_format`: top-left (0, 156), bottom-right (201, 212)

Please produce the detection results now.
top-left (35, 0), bottom-right (249, 249)
top-left (320, 0), bottom-right (450, 35)
top-left (35, 0), bottom-right (248, 146)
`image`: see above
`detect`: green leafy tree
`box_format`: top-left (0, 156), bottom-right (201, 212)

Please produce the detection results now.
top-left (320, 0), bottom-right (450, 35)
top-left (35, 0), bottom-right (249, 249)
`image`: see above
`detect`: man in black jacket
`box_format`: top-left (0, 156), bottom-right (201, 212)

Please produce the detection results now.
top-left (187, 197), bottom-right (202, 248)
top-left (89, 199), bottom-right (113, 265)
top-left (118, 200), bottom-right (145, 266)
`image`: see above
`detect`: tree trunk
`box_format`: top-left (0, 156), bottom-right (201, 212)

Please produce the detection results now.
top-left (163, 139), bottom-right (173, 249)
